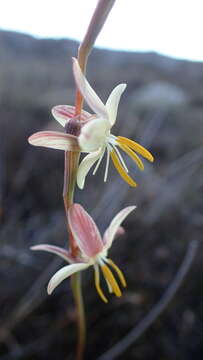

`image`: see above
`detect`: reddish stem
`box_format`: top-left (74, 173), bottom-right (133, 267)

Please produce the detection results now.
top-left (63, 151), bottom-right (80, 256)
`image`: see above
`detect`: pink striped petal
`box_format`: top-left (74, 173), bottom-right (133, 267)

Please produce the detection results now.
top-left (52, 105), bottom-right (92, 127)
top-left (28, 131), bottom-right (80, 151)
top-left (31, 244), bottom-right (74, 263)
top-left (103, 206), bottom-right (136, 249)
top-left (72, 58), bottom-right (108, 119)
top-left (47, 263), bottom-right (89, 295)
top-left (68, 204), bottom-right (103, 258)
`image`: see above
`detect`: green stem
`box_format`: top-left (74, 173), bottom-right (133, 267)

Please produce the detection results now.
top-left (71, 273), bottom-right (86, 360)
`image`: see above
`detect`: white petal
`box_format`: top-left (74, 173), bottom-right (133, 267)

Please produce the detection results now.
top-left (93, 148), bottom-right (105, 175)
top-left (106, 84), bottom-right (127, 126)
top-left (28, 131), bottom-right (80, 151)
top-left (77, 149), bottom-right (103, 189)
top-left (47, 263), bottom-right (89, 295)
top-left (31, 244), bottom-right (73, 263)
top-left (72, 58), bottom-right (108, 119)
top-left (103, 206), bottom-right (136, 249)
top-left (52, 105), bottom-right (92, 127)
top-left (78, 117), bottom-right (109, 152)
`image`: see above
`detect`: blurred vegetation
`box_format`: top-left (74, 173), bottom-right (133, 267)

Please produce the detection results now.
top-left (0, 30), bottom-right (203, 359)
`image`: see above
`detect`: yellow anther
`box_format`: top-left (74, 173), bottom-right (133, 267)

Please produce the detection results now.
top-left (94, 265), bottom-right (108, 303)
top-left (101, 264), bottom-right (122, 297)
top-left (107, 259), bottom-right (127, 288)
top-left (110, 150), bottom-right (137, 187)
top-left (117, 136), bottom-right (154, 162)
top-left (118, 143), bottom-right (144, 171)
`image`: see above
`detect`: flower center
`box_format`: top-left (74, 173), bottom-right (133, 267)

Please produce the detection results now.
top-left (65, 116), bottom-right (81, 136)
top-left (107, 133), bottom-right (118, 146)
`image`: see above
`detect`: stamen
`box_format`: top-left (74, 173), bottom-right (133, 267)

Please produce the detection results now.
top-left (94, 264), bottom-right (108, 303)
top-left (99, 253), bottom-right (112, 292)
top-left (101, 264), bottom-right (122, 297)
top-left (108, 134), bottom-right (118, 145)
top-left (104, 148), bottom-right (110, 182)
top-left (105, 279), bottom-right (113, 293)
top-left (110, 150), bottom-right (137, 187)
top-left (112, 144), bottom-right (129, 173)
top-left (117, 136), bottom-right (154, 162)
top-left (93, 148), bottom-right (105, 175)
top-left (118, 143), bottom-right (144, 171)
top-left (106, 259), bottom-right (127, 288)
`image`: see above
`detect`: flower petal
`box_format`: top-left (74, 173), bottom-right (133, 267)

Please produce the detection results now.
top-left (28, 131), bottom-right (80, 151)
top-left (52, 105), bottom-right (92, 127)
top-left (31, 244), bottom-right (73, 263)
top-left (68, 204), bottom-right (104, 258)
top-left (103, 206), bottom-right (136, 249)
top-left (115, 226), bottom-right (125, 238)
top-left (79, 117), bottom-right (108, 152)
top-left (72, 58), bottom-right (108, 119)
top-left (77, 149), bottom-right (103, 189)
top-left (106, 84), bottom-right (126, 126)
top-left (47, 263), bottom-right (89, 295)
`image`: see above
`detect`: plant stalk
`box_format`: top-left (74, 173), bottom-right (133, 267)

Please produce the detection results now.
top-left (71, 273), bottom-right (86, 360)
top-left (62, 1), bottom-right (117, 359)
top-left (75, 0), bottom-right (117, 114)
top-left (63, 150), bottom-right (80, 256)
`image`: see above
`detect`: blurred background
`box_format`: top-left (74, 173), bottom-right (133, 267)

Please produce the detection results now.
top-left (1, 1), bottom-right (203, 359)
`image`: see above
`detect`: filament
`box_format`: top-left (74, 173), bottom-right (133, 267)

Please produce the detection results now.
top-left (118, 143), bottom-right (144, 171)
top-left (104, 148), bottom-right (110, 182)
top-left (112, 144), bottom-right (129, 173)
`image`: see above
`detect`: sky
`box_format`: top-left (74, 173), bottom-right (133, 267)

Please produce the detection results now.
top-left (1, 0), bottom-right (203, 62)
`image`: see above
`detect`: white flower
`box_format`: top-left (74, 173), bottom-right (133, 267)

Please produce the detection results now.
top-left (28, 58), bottom-right (154, 189)
top-left (31, 203), bottom-right (136, 303)
top-left (72, 58), bottom-right (154, 189)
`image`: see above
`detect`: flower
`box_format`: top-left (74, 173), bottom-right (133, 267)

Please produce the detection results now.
top-left (31, 203), bottom-right (136, 303)
top-left (28, 58), bottom-right (154, 189)
top-left (73, 59), bottom-right (154, 189)
top-left (28, 105), bottom-right (91, 151)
